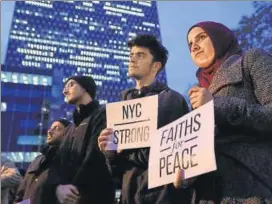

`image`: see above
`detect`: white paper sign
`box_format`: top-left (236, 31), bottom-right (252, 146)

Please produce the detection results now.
top-left (18, 199), bottom-right (30, 204)
top-left (106, 95), bottom-right (158, 150)
top-left (148, 100), bottom-right (216, 189)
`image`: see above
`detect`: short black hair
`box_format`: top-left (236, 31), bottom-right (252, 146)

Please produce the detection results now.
top-left (128, 34), bottom-right (168, 73)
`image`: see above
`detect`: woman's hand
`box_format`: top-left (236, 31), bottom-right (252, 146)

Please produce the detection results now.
top-left (188, 86), bottom-right (213, 109)
top-left (173, 169), bottom-right (197, 188)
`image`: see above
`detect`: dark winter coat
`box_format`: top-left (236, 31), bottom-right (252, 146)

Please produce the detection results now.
top-left (14, 146), bottom-right (59, 204)
top-left (49, 101), bottom-right (115, 204)
top-left (192, 49), bottom-right (272, 203)
top-left (106, 81), bottom-right (191, 204)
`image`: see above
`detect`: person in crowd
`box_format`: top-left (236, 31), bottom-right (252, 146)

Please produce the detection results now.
top-left (98, 34), bottom-right (191, 204)
top-left (1, 155), bottom-right (21, 204)
top-left (14, 118), bottom-right (71, 204)
top-left (174, 21), bottom-right (272, 203)
top-left (50, 76), bottom-right (114, 204)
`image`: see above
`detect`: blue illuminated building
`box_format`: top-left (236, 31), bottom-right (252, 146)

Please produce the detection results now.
top-left (1, 1), bottom-right (166, 165)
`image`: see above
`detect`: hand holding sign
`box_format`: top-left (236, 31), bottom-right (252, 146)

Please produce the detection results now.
top-left (189, 86), bottom-right (213, 109)
top-left (98, 128), bottom-right (123, 153)
top-left (98, 128), bottom-right (114, 152)
top-left (173, 169), bottom-right (197, 188)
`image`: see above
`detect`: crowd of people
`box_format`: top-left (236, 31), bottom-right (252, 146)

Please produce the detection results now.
top-left (1, 21), bottom-right (272, 204)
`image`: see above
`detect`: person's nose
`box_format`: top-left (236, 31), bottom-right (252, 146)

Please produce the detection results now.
top-left (129, 54), bottom-right (137, 63)
top-left (63, 86), bottom-right (68, 95)
top-left (191, 43), bottom-right (200, 53)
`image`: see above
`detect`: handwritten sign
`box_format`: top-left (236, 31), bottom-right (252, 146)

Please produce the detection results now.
top-left (148, 100), bottom-right (216, 189)
top-left (106, 95), bottom-right (158, 150)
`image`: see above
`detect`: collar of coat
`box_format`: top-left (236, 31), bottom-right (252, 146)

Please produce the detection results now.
top-left (40, 145), bottom-right (58, 155)
top-left (121, 80), bottom-right (168, 100)
top-left (72, 100), bottom-right (100, 126)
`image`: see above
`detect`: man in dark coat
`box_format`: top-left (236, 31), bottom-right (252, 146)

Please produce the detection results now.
top-left (14, 118), bottom-right (71, 204)
top-left (98, 34), bottom-right (191, 204)
top-left (52, 76), bottom-right (115, 204)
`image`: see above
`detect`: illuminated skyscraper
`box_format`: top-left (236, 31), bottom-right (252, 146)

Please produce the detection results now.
top-left (2, 1), bottom-right (167, 164)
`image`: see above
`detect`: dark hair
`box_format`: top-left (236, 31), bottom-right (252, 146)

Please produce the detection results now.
top-left (128, 34), bottom-right (168, 73)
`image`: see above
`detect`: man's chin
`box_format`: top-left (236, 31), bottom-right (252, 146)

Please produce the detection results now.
top-left (66, 98), bottom-right (76, 105)
top-left (128, 73), bottom-right (141, 80)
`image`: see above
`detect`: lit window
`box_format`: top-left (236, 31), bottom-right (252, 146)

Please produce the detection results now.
top-left (1, 73), bottom-right (7, 82)
top-left (33, 76), bottom-right (39, 82)
top-left (1, 102), bottom-right (7, 112)
top-left (12, 74), bottom-right (18, 83)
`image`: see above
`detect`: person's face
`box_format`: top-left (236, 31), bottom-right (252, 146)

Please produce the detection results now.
top-left (47, 121), bottom-right (65, 145)
top-left (62, 79), bottom-right (86, 104)
top-left (128, 46), bottom-right (160, 79)
top-left (188, 27), bottom-right (215, 68)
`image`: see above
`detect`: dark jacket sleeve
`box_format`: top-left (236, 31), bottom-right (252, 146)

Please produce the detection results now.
top-left (14, 155), bottom-right (42, 203)
top-left (214, 49), bottom-right (272, 133)
top-left (14, 178), bottom-right (25, 203)
top-left (103, 148), bottom-right (130, 187)
top-left (72, 109), bottom-right (115, 204)
top-left (158, 88), bottom-right (189, 128)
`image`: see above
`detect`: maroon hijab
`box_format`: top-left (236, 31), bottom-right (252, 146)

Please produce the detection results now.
top-left (187, 21), bottom-right (242, 88)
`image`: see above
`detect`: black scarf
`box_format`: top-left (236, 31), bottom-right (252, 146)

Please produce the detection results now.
top-left (72, 100), bottom-right (100, 126)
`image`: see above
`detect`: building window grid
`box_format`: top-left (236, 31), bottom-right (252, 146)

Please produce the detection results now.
top-left (3, 1), bottom-right (166, 159)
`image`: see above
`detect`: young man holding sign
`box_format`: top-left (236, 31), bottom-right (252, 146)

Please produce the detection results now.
top-left (98, 35), bottom-right (190, 204)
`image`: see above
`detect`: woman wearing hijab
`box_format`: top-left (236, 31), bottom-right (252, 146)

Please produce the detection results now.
top-left (175, 21), bottom-right (272, 203)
